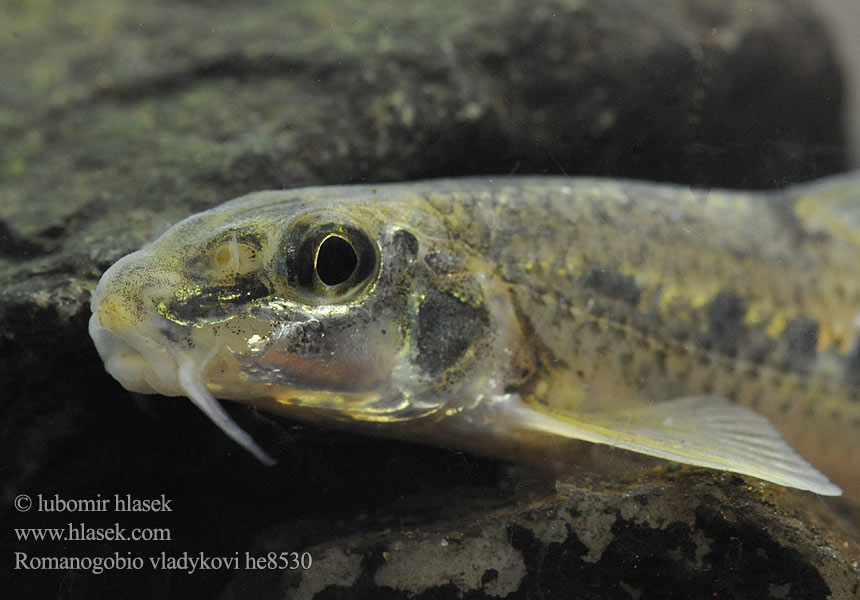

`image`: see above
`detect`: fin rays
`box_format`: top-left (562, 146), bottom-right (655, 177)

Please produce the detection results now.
top-left (514, 394), bottom-right (841, 496)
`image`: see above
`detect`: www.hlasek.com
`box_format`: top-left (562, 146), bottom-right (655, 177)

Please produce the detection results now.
top-left (13, 493), bottom-right (312, 575)
top-left (15, 521), bottom-right (171, 542)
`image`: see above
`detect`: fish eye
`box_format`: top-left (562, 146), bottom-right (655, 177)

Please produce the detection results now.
top-left (281, 217), bottom-right (378, 303)
top-left (315, 235), bottom-right (357, 286)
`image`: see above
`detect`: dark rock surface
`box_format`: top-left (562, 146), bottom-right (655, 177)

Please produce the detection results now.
top-left (1, 0), bottom-right (857, 598)
top-left (224, 473), bottom-right (860, 600)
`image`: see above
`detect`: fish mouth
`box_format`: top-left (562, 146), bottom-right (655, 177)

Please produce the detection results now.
top-left (88, 310), bottom-right (183, 397)
top-left (89, 303), bottom-right (276, 465)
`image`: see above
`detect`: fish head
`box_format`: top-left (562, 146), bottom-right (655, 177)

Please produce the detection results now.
top-left (90, 186), bottom-right (528, 459)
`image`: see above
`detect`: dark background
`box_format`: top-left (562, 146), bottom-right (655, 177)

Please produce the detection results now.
top-left (1, 0), bottom-right (858, 598)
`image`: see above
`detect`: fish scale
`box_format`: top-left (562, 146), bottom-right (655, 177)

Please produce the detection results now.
top-left (425, 177), bottom-right (860, 497)
top-left (89, 174), bottom-right (860, 499)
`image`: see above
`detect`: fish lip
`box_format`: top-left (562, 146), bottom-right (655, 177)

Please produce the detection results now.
top-left (88, 311), bottom-right (182, 397)
top-left (90, 307), bottom-right (278, 464)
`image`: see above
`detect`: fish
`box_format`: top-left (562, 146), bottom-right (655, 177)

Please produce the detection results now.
top-left (88, 174), bottom-right (860, 498)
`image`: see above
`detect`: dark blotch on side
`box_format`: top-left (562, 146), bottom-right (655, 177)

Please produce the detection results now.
top-left (580, 266), bottom-right (641, 306)
top-left (416, 289), bottom-right (489, 377)
top-left (705, 291), bottom-right (746, 356)
top-left (780, 317), bottom-right (819, 374)
top-left (392, 229), bottom-right (419, 258)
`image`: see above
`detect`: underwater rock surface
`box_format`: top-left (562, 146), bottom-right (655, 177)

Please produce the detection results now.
top-left (225, 473), bottom-right (859, 599)
top-left (1, 0), bottom-right (857, 598)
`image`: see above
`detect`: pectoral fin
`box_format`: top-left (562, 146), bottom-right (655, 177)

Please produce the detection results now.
top-left (511, 394), bottom-right (841, 496)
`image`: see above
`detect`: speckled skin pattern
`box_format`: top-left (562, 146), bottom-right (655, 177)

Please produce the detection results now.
top-left (422, 176), bottom-right (860, 499)
top-left (91, 175), bottom-right (860, 499)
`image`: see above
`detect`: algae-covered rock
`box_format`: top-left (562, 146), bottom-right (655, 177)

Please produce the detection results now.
top-left (1, 0), bottom-right (857, 598)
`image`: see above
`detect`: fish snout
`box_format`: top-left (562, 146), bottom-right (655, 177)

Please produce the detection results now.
top-left (89, 312), bottom-right (158, 394)
top-left (89, 254), bottom-right (185, 397)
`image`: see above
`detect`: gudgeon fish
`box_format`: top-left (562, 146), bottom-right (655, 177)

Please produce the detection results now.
top-left (89, 175), bottom-right (860, 498)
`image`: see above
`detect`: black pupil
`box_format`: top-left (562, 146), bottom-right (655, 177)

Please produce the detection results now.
top-left (316, 236), bottom-right (358, 285)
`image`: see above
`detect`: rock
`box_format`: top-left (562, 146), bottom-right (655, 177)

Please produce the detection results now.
top-left (1, 0), bottom-right (856, 598)
top-left (224, 472), bottom-right (860, 599)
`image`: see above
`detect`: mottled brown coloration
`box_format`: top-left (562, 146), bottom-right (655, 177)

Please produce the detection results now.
top-left (423, 176), bottom-right (860, 499)
top-left (90, 175), bottom-right (860, 498)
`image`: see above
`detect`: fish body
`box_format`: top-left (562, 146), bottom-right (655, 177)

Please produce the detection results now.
top-left (89, 175), bottom-right (860, 498)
